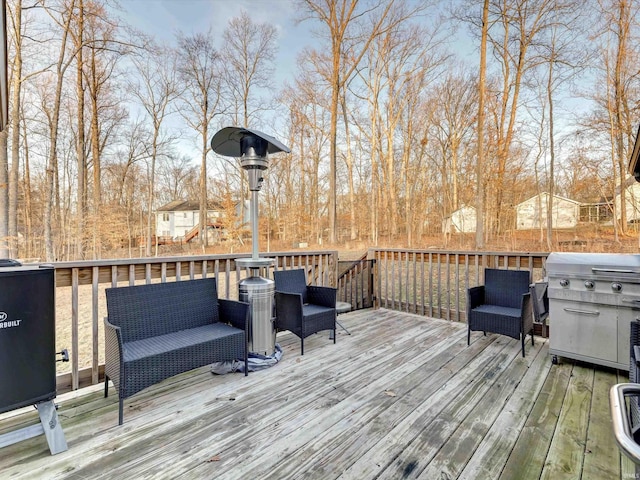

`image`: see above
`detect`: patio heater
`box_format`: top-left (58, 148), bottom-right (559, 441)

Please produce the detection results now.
top-left (211, 127), bottom-right (290, 355)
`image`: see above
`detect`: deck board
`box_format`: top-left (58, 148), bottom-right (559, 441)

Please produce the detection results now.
top-left (0, 308), bottom-right (634, 479)
top-left (541, 364), bottom-right (594, 479)
top-left (455, 338), bottom-right (551, 480)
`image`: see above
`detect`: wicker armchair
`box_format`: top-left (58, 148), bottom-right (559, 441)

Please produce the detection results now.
top-left (273, 269), bottom-right (336, 355)
top-left (467, 268), bottom-right (533, 357)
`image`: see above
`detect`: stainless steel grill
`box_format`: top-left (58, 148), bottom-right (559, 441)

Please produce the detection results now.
top-left (547, 252), bottom-right (640, 370)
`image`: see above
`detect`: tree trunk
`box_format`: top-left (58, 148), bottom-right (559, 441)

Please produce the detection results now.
top-left (199, 119), bottom-right (208, 249)
top-left (328, 70), bottom-right (339, 244)
top-left (475, 0), bottom-right (489, 249)
top-left (8, 0), bottom-right (22, 259)
top-left (546, 49), bottom-right (555, 250)
top-left (75, 0), bottom-right (86, 259)
top-left (0, 129), bottom-right (8, 257)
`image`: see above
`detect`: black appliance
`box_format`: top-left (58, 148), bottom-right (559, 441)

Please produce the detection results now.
top-left (0, 263), bottom-right (56, 413)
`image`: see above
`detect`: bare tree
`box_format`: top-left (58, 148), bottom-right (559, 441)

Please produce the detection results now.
top-left (156, 151), bottom-right (198, 205)
top-left (536, 1), bottom-right (585, 249)
top-left (130, 41), bottom-right (180, 256)
top-left (299, 0), bottom-right (409, 244)
top-left (176, 30), bottom-right (226, 249)
top-left (83, 1), bottom-right (128, 258)
top-left (222, 10), bottom-right (278, 128)
top-left (222, 11), bottom-right (278, 223)
top-left (41, 0), bottom-right (76, 261)
top-left (595, 0), bottom-right (640, 236)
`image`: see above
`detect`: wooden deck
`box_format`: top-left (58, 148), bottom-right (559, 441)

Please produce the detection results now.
top-left (0, 309), bottom-right (634, 479)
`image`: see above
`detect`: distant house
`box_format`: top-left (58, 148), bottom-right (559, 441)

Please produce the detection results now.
top-left (614, 177), bottom-right (640, 222)
top-left (442, 205), bottom-right (476, 233)
top-left (155, 200), bottom-right (247, 244)
top-left (515, 193), bottom-right (581, 230)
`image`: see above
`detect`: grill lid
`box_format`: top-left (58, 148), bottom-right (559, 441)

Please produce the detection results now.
top-left (547, 252), bottom-right (640, 278)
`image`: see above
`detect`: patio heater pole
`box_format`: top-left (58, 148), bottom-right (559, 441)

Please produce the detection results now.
top-left (211, 127), bottom-right (290, 355)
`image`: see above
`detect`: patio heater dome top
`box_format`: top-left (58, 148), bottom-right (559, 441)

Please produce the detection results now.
top-left (211, 126), bottom-right (291, 158)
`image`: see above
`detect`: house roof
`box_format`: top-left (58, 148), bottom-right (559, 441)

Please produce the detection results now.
top-left (516, 192), bottom-right (581, 207)
top-left (443, 205), bottom-right (476, 219)
top-left (156, 200), bottom-right (224, 212)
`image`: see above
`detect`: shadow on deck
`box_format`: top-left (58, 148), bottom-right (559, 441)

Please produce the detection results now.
top-left (0, 309), bottom-right (632, 479)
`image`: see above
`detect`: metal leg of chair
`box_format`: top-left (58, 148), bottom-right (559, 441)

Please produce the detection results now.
top-left (118, 398), bottom-right (124, 426)
top-left (104, 375), bottom-right (109, 398)
top-left (330, 319), bottom-right (351, 339)
top-left (336, 319), bottom-right (351, 335)
top-left (467, 327), bottom-right (471, 346)
top-left (301, 338), bottom-right (304, 356)
top-left (521, 335), bottom-right (526, 358)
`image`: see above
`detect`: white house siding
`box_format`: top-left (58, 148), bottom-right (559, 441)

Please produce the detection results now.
top-left (615, 182), bottom-right (640, 222)
top-left (516, 193), bottom-right (580, 230)
top-left (443, 206), bottom-right (477, 233)
top-left (173, 211), bottom-right (199, 238)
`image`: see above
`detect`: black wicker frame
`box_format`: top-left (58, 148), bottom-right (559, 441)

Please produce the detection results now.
top-left (104, 278), bottom-right (249, 425)
top-left (273, 269), bottom-right (337, 355)
top-left (467, 268), bottom-right (534, 357)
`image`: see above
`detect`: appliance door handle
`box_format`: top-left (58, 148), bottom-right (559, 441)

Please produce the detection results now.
top-left (610, 383), bottom-right (640, 464)
top-left (592, 267), bottom-right (635, 274)
top-left (563, 307), bottom-right (600, 316)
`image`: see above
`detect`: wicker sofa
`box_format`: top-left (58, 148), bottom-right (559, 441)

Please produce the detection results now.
top-left (104, 278), bottom-right (249, 425)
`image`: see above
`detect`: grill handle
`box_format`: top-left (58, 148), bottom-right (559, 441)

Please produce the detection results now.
top-left (610, 383), bottom-right (640, 464)
top-left (592, 267), bottom-right (635, 274)
top-left (563, 308), bottom-right (600, 316)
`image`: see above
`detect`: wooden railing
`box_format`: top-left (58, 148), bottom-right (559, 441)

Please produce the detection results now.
top-left (370, 249), bottom-right (549, 322)
top-left (52, 250), bottom-right (338, 392)
top-left (49, 248), bottom-right (550, 393)
top-left (337, 253), bottom-right (375, 309)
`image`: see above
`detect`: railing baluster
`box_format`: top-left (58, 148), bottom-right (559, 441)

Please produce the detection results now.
top-left (71, 268), bottom-right (79, 390)
top-left (92, 267), bottom-right (99, 385)
top-left (428, 252), bottom-right (433, 318)
top-left (455, 253), bottom-right (460, 322)
top-left (420, 252), bottom-right (425, 316)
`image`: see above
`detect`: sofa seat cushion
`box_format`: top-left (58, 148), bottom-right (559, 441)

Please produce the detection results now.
top-left (469, 305), bottom-right (522, 340)
top-left (472, 304), bottom-right (520, 318)
top-left (123, 323), bottom-right (243, 362)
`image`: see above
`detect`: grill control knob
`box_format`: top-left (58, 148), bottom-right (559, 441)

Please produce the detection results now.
top-left (584, 280), bottom-right (594, 290)
top-left (612, 282), bottom-right (623, 293)
top-left (559, 279), bottom-right (570, 287)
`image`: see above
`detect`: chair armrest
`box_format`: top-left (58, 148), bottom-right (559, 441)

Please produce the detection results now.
top-left (104, 317), bottom-right (123, 353)
top-left (104, 317), bottom-right (124, 390)
top-left (219, 298), bottom-right (250, 332)
top-left (275, 291), bottom-right (304, 330)
top-left (307, 285), bottom-right (337, 308)
top-left (521, 292), bottom-right (533, 332)
top-left (467, 286), bottom-right (485, 310)
top-left (634, 346), bottom-right (640, 367)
